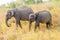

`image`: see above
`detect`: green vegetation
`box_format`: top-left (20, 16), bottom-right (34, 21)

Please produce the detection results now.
top-left (0, 0), bottom-right (60, 8)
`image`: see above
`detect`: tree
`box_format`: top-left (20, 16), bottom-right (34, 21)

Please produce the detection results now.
top-left (17, 0), bottom-right (26, 6)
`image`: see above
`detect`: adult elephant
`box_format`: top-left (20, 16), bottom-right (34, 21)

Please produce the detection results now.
top-left (29, 10), bottom-right (53, 31)
top-left (6, 6), bottom-right (34, 29)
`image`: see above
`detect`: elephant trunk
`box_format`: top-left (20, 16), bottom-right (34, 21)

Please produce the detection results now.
top-left (6, 18), bottom-right (10, 27)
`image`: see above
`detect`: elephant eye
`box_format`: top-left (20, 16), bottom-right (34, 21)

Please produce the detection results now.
top-left (31, 15), bottom-right (34, 17)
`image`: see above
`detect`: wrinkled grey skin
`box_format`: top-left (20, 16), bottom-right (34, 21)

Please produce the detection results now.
top-left (29, 10), bottom-right (52, 31)
top-left (6, 6), bottom-right (34, 29)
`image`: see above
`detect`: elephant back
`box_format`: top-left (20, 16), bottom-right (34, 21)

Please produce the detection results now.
top-left (35, 10), bottom-right (52, 23)
top-left (16, 6), bottom-right (34, 20)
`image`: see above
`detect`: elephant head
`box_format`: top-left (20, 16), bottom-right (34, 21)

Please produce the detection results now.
top-left (6, 10), bottom-right (15, 27)
top-left (29, 14), bottom-right (36, 22)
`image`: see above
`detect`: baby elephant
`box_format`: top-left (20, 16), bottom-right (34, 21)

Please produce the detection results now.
top-left (29, 10), bottom-right (52, 31)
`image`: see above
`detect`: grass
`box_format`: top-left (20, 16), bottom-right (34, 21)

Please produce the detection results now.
top-left (0, 2), bottom-right (60, 40)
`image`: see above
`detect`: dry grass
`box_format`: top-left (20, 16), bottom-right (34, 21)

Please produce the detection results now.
top-left (0, 2), bottom-right (60, 40)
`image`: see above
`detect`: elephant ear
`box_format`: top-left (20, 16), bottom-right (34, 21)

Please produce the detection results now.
top-left (34, 14), bottom-right (36, 18)
top-left (11, 10), bottom-right (14, 16)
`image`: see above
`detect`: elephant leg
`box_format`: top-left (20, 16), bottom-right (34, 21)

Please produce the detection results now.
top-left (34, 21), bottom-right (39, 31)
top-left (47, 21), bottom-right (52, 29)
top-left (38, 23), bottom-right (40, 30)
top-left (19, 21), bottom-right (22, 29)
top-left (16, 19), bottom-right (22, 29)
top-left (15, 20), bottom-right (18, 30)
top-left (48, 22), bottom-right (52, 27)
top-left (46, 23), bottom-right (49, 28)
top-left (48, 19), bottom-right (53, 28)
top-left (46, 22), bottom-right (52, 29)
top-left (29, 21), bottom-right (32, 31)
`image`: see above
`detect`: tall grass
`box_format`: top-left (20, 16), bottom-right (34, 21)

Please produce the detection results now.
top-left (0, 2), bottom-right (60, 40)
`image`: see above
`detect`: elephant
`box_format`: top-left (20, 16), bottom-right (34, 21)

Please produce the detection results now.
top-left (6, 6), bottom-right (34, 29)
top-left (29, 10), bottom-right (52, 31)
